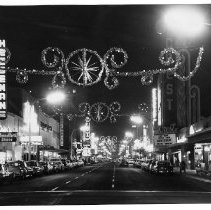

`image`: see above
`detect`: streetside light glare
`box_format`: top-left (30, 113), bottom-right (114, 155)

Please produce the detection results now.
top-left (130, 115), bottom-right (143, 124)
top-left (164, 7), bottom-right (205, 37)
top-left (46, 89), bottom-right (66, 104)
top-left (125, 131), bottom-right (134, 138)
top-left (80, 125), bottom-right (89, 132)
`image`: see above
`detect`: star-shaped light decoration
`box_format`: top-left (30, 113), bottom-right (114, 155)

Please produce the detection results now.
top-left (65, 48), bottom-right (104, 86)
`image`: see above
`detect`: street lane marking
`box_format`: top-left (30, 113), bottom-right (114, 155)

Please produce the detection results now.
top-left (112, 164), bottom-right (116, 189)
top-left (66, 181), bottom-right (71, 184)
top-left (186, 175), bottom-right (211, 183)
top-left (51, 187), bottom-right (59, 191)
top-left (2, 190), bottom-right (211, 194)
top-left (74, 177), bottom-right (79, 179)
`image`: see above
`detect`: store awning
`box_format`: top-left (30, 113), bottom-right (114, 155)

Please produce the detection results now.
top-left (188, 127), bottom-right (211, 144)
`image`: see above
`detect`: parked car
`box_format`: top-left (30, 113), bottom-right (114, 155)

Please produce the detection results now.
top-left (26, 161), bottom-right (44, 176)
top-left (49, 159), bottom-right (65, 172)
top-left (127, 159), bottom-right (135, 166)
top-left (151, 161), bottom-right (173, 175)
top-left (141, 160), bottom-right (154, 172)
top-left (77, 159), bottom-right (84, 167)
top-left (5, 161), bottom-right (32, 179)
top-left (133, 160), bottom-right (143, 168)
top-left (61, 159), bottom-right (72, 170)
top-left (65, 160), bottom-right (74, 170)
top-left (39, 161), bottom-right (54, 174)
top-left (0, 164), bottom-right (14, 183)
top-left (71, 160), bottom-right (78, 168)
top-left (119, 159), bottom-right (129, 167)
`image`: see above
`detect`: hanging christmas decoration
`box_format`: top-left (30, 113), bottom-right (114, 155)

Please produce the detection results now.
top-left (140, 71), bottom-right (153, 86)
top-left (16, 70), bottom-right (28, 84)
top-left (5, 45), bottom-right (204, 89)
top-left (70, 101), bottom-right (121, 123)
top-left (104, 75), bottom-right (119, 90)
top-left (52, 71), bottom-right (66, 88)
top-left (78, 102), bottom-right (91, 117)
top-left (138, 102), bottom-right (149, 113)
top-left (90, 102), bottom-right (110, 123)
top-left (65, 48), bottom-right (104, 86)
top-left (41, 47), bottom-right (65, 70)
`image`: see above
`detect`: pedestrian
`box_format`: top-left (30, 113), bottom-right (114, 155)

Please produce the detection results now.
top-left (180, 160), bottom-right (186, 174)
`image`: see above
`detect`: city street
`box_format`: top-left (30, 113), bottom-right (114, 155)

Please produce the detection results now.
top-left (0, 162), bottom-right (211, 205)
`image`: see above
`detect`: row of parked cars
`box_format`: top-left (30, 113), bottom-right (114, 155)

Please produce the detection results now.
top-left (134, 159), bottom-right (174, 175)
top-left (0, 159), bottom-right (85, 184)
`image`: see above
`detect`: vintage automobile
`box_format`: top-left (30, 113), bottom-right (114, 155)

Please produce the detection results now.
top-left (26, 161), bottom-right (44, 176)
top-left (150, 161), bottom-right (174, 175)
top-left (39, 161), bottom-right (54, 174)
top-left (5, 161), bottom-right (33, 179)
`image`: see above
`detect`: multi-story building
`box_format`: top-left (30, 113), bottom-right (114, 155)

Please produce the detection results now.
top-left (0, 88), bottom-right (67, 163)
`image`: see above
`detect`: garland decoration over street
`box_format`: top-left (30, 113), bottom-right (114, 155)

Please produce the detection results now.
top-left (5, 45), bottom-right (204, 89)
top-left (67, 101), bottom-right (121, 123)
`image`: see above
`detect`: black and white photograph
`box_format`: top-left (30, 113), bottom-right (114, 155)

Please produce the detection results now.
top-left (1, 0), bottom-right (211, 206)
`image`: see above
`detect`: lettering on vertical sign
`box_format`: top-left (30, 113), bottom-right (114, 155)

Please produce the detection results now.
top-left (164, 72), bottom-right (176, 127)
top-left (0, 40), bottom-right (6, 119)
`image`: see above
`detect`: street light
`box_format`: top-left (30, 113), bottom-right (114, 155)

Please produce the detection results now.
top-left (46, 88), bottom-right (66, 105)
top-left (125, 131), bottom-right (134, 138)
top-left (130, 115), bottom-right (143, 124)
top-left (163, 6), bottom-right (206, 38)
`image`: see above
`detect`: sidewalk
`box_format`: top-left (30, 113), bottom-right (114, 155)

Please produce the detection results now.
top-left (173, 167), bottom-right (211, 183)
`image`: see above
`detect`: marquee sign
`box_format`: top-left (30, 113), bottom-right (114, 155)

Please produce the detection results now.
top-left (0, 39), bottom-right (7, 119)
top-left (154, 133), bottom-right (176, 146)
top-left (0, 132), bottom-right (17, 142)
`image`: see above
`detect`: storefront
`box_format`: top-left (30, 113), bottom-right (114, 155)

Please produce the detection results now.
top-left (188, 128), bottom-right (211, 171)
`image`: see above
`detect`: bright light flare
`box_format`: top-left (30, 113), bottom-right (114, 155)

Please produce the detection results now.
top-left (125, 131), bottom-right (134, 138)
top-left (80, 125), bottom-right (89, 132)
top-left (164, 7), bottom-right (205, 37)
top-left (46, 89), bottom-right (66, 104)
top-left (130, 115), bottom-right (143, 124)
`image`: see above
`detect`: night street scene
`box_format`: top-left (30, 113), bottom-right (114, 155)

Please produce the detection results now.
top-left (2, 2), bottom-right (211, 206)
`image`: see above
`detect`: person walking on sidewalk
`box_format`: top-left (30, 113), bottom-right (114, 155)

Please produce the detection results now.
top-left (180, 160), bottom-right (186, 174)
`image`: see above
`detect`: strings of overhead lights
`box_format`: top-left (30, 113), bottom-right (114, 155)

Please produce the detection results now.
top-left (4, 46), bottom-right (204, 89)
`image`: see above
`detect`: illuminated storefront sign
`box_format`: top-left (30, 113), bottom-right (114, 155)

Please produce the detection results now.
top-left (154, 133), bottom-right (176, 146)
top-left (0, 132), bottom-right (17, 142)
top-left (20, 136), bottom-right (42, 144)
top-left (83, 117), bottom-right (91, 147)
top-left (0, 39), bottom-right (7, 119)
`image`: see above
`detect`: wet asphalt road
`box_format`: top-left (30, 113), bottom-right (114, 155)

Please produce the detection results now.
top-left (0, 162), bottom-right (211, 205)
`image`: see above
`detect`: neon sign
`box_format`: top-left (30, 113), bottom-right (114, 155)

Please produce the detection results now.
top-left (0, 40), bottom-right (6, 119)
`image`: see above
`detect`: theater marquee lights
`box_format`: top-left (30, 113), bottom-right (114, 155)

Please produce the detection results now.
top-left (0, 40), bottom-right (7, 119)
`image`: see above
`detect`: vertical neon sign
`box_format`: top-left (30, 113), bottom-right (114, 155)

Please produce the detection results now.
top-left (0, 40), bottom-right (6, 120)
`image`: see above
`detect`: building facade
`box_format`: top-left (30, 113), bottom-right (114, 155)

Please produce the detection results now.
top-left (0, 88), bottom-right (64, 163)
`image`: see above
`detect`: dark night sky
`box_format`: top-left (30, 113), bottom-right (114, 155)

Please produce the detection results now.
top-left (1, 4), bottom-right (211, 140)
